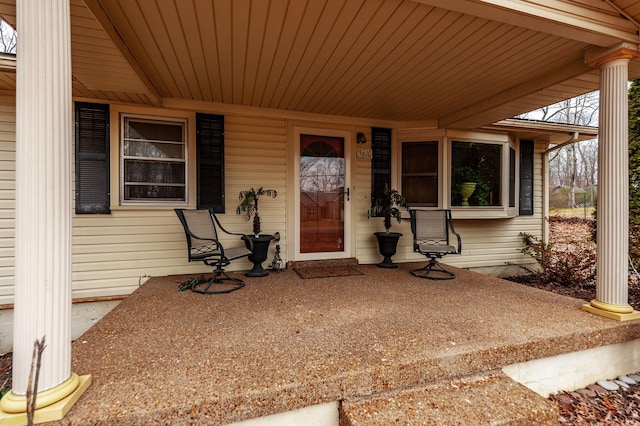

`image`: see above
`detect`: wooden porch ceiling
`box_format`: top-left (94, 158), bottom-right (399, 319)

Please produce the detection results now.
top-left (0, 0), bottom-right (640, 128)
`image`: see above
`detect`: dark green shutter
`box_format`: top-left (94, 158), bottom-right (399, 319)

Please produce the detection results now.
top-left (75, 102), bottom-right (110, 214)
top-left (196, 113), bottom-right (225, 212)
top-left (519, 139), bottom-right (534, 215)
top-left (371, 127), bottom-right (392, 206)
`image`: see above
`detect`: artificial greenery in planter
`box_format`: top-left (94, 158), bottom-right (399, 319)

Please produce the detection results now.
top-left (451, 166), bottom-right (490, 206)
top-left (236, 187), bottom-right (277, 237)
top-left (368, 184), bottom-right (409, 232)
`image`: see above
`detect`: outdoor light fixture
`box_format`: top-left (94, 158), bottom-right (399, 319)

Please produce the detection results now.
top-left (356, 132), bottom-right (367, 144)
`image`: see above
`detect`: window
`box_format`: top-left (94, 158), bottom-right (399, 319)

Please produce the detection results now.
top-left (450, 141), bottom-right (501, 207)
top-left (396, 129), bottom-right (520, 218)
top-left (75, 102), bottom-right (110, 214)
top-left (121, 115), bottom-right (187, 204)
top-left (509, 146), bottom-right (516, 208)
top-left (402, 141), bottom-right (438, 206)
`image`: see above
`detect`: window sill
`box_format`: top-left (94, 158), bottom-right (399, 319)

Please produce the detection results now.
top-left (109, 203), bottom-right (190, 211)
top-left (450, 207), bottom-right (517, 219)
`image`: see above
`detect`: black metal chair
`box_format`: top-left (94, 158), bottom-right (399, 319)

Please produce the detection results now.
top-left (175, 208), bottom-right (253, 294)
top-left (410, 209), bottom-right (462, 280)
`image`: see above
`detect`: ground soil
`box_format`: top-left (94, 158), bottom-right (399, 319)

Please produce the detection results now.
top-left (1, 215), bottom-right (639, 422)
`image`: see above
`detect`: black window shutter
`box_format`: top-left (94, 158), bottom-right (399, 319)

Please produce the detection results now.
top-left (371, 127), bottom-right (392, 206)
top-left (519, 139), bottom-right (534, 215)
top-left (196, 113), bottom-right (225, 212)
top-left (75, 102), bottom-right (110, 214)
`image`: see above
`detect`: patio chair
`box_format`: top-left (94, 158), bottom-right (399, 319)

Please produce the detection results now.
top-left (174, 208), bottom-right (253, 294)
top-left (410, 209), bottom-right (462, 280)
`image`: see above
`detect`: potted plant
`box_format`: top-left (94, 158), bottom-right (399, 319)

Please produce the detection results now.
top-left (237, 187), bottom-right (277, 276)
top-left (451, 166), bottom-right (478, 206)
top-left (368, 185), bottom-right (409, 268)
top-left (451, 166), bottom-right (490, 206)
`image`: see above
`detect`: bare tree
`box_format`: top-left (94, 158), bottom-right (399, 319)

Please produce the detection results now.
top-left (0, 20), bottom-right (16, 54)
top-left (519, 92), bottom-right (599, 208)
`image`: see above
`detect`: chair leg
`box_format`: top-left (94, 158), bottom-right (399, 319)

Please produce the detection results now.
top-left (411, 258), bottom-right (456, 280)
top-left (191, 266), bottom-right (245, 294)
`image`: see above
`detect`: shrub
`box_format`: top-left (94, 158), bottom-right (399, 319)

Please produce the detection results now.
top-left (518, 231), bottom-right (596, 287)
top-left (631, 224), bottom-right (640, 271)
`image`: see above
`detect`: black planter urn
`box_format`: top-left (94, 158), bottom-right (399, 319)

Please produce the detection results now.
top-left (374, 231), bottom-right (402, 268)
top-left (242, 234), bottom-right (274, 277)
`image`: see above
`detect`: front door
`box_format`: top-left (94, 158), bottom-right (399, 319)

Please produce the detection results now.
top-left (295, 130), bottom-right (351, 260)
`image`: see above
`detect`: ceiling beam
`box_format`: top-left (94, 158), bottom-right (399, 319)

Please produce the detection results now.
top-left (82, 0), bottom-right (162, 106)
top-left (439, 59), bottom-right (593, 128)
top-left (412, 0), bottom-right (640, 47)
top-left (0, 54), bottom-right (15, 73)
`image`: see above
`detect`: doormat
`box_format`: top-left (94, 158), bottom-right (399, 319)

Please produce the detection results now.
top-left (293, 265), bottom-right (363, 279)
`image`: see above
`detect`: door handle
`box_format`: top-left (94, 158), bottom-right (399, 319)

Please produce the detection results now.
top-left (342, 187), bottom-right (350, 201)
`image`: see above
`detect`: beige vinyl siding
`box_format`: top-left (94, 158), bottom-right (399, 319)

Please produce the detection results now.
top-left (0, 95), bottom-right (13, 304)
top-left (355, 139), bottom-right (545, 271)
top-left (68, 111), bottom-right (287, 301)
top-left (0, 97), bottom-right (548, 304)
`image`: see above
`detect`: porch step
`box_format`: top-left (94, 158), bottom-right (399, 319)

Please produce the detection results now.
top-left (339, 371), bottom-right (559, 425)
top-left (287, 258), bottom-right (359, 269)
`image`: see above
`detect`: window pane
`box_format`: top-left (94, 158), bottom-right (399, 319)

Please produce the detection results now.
top-left (451, 141), bottom-right (501, 207)
top-left (124, 140), bottom-right (184, 159)
top-left (127, 121), bottom-right (183, 142)
top-left (124, 160), bottom-right (185, 184)
top-left (124, 184), bottom-right (185, 200)
top-left (401, 141), bottom-right (438, 206)
top-left (509, 147), bottom-right (516, 207)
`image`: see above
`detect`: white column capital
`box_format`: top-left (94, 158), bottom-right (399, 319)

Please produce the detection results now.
top-left (585, 43), bottom-right (640, 68)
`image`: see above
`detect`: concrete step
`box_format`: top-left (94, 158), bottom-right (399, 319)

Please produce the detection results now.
top-left (339, 370), bottom-right (559, 425)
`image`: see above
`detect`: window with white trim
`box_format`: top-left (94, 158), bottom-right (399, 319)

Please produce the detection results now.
top-left (397, 129), bottom-right (519, 218)
top-left (121, 115), bottom-right (187, 204)
top-left (402, 141), bottom-right (439, 207)
top-left (450, 141), bottom-right (502, 207)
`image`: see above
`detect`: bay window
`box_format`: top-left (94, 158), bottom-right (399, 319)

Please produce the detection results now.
top-left (397, 129), bottom-right (519, 218)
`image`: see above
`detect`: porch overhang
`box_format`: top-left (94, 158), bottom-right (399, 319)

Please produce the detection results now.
top-left (0, 1), bottom-right (639, 127)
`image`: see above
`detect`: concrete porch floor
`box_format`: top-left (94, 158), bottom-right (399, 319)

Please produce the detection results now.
top-left (49, 262), bottom-right (640, 425)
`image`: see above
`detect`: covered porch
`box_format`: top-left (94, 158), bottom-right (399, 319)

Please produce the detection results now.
top-left (4, 0), bottom-right (640, 423)
top-left (33, 264), bottom-right (640, 425)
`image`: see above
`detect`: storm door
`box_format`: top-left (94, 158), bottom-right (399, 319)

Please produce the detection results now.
top-left (295, 132), bottom-right (351, 260)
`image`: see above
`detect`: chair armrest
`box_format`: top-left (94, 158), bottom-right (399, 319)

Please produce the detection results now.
top-left (445, 210), bottom-right (462, 254)
top-left (208, 209), bottom-right (246, 239)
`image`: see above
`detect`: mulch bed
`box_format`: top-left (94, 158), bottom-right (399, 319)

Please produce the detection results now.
top-left (0, 351), bottom-right (10, 398)
top-left (550, 379), bottom-right (640, 424)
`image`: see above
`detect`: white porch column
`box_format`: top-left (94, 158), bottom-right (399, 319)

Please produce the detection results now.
top-left (0, 0), bottom-right (90, 423)
top-left (583, 49), bottom-right (640, 321)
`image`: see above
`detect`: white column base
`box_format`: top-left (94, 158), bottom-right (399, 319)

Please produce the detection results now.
top-left (582, 301), bottom-right (640, 321)
top-left (0, 374), bottom-right (91, 425)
